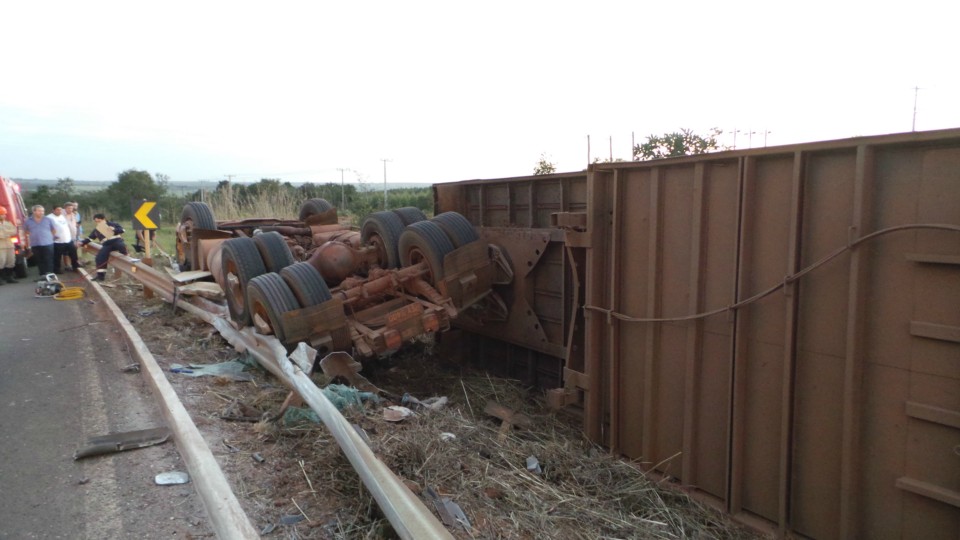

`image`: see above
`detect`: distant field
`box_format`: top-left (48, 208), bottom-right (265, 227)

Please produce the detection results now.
top-left (13, 178), bottom-right (432, 194)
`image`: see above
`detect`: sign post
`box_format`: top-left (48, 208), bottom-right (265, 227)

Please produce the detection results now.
top-left (131, 198), bottom-right (160, 298)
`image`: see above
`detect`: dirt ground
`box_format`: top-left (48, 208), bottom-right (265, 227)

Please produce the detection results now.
top-left (102, 272), bottom-right (762, 540)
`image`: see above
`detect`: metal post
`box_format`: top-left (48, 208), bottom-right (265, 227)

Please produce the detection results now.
top-left (380, 159), bottom-right (392, 211)
top-left (337, 168), bottom-right (346, 210)
top-left (912, 86), bottom-right (921, 131)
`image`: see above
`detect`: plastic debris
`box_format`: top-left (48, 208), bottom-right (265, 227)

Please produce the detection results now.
top-left (280, 515), bottom-right (305, 525)
top-left (155, 471), bottom-right (190, 485)
top-left (252, 452), bottom-right (265, 464)
top-left (425, 486), bottom-right (471, 531)
top-left (439, 432), bottom-right (457, 442)
top-left (526, 455), bottom-right (543, 475)
top-left (401, 393), bottom-right (449, 411)
top-left (282, 407), bottom-right (321, 425)
top-left (281, 384), bottom-right (381, 426)
top-left (384, 405), bottom-right (414, 422)
top-left (169, 360), bottom-right (253, 381)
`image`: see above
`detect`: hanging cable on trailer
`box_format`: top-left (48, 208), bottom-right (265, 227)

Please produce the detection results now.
top-left (584, 223), bottom-right (960, 323)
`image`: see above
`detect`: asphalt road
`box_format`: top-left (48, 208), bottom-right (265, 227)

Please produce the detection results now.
top-left (0, 270), bottom-right (213, 539)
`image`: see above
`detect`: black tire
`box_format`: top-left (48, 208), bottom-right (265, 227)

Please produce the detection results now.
top-left (361, 211), bottom-right (406, 269)
top-left (253, 231), bottom-right (295, 273)
top-left (220, 237), bottom-right (267, 326)
top-left (247, 272), bottom-right (300, 344)
top-left (14, 253), bottom-right (27, 278)
top-left (431, 212), bottom-right (478, 248)
top-left (298, 198), bottom-right (334, 222)
top-left (181, 202), bottom-right (217, 230)
top-left (398, 220), bottom-right (454, 285)
top-left (280, 262), bottom-right (332, 308)
top-left (392, 206), bottom-right (428, 226)
top-left (177, 202), bottom-right (217, 271)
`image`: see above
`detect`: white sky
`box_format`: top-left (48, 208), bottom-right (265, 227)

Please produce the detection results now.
top-left (1, 1), bottom-right (957, 185)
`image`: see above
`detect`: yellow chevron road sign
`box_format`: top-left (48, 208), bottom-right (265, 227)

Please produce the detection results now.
top-left (132, 200), bottom-right (159, 230)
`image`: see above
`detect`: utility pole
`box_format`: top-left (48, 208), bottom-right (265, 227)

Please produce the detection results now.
top-left (380, 159), bottom-right (392, 210)
top-left (336, 168), bottom-right (346, 210)
top-left (762, 129), bottom-right (772, 147)
top-left (609, 136), bottom-right (613, 162)
top-left (912, 86), bottom-right (922, 131)
top-left (586, 135), bottom-right (591, 165)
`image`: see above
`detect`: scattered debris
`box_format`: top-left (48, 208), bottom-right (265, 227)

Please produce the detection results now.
top-left (252, 452), bottom-right (266, 464)
top-left (383, 405), bottom-right (414, 422)
top-left (401, 393), bottom-right (449, 411)
top-left (439, 432), bottom-right (456, 442)
top-left (526, 455), bottom-right (543, 475)
top-left (280, 514), bottom-right (305, 526)
top-left (169, 360), bottom-right (253, 382)
top-left (220, 400), bottom-right (264, 422)
top-left (73, 427), bottom-right (171, 460)
top-left (121, 363), bottom-right (140, 373)
top-left (424, 486), bottom-right (471, 531)
top-left (485, 400), bottom-right (533, 442)
top-left (105, 277), bottom-right (762, 540)
top-left (155, 471), bottom-right (190, 485)
top-left (318, 351), bottom-right (381, 393)
top-left (77, 477), bottom-right (90, 485)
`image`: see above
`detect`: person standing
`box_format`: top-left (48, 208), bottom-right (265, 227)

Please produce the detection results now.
top-left (0, 207), bottom-right (19, 284)
top-left (50, 205), bottom-right (74, 273)
top-left (63, 202), bottom-right (82, 269)
top-left (80, 213), bottom-right (127, 282)
top-left (23, 205), bottom-right (56, 277)
top-left (73, 202), bottom-right (83, 238)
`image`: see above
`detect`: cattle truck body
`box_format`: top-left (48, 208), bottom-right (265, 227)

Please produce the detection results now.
top-left (434, 128), bottom-right (960, 539)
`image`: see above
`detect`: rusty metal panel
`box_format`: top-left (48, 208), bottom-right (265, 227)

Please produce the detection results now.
top-left (791, 150), bottom-right (857, 538)
top-left (434, 129), bottom-right (960, 539)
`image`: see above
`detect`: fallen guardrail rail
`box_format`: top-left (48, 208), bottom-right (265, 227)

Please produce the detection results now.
top-left (84, 244), bottom-right (454, 539)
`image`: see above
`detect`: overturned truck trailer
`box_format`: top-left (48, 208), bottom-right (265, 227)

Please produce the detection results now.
top-left (434, 128), bottom-right (960, 539)
top-left (174, 203), bottom-right (510, 358)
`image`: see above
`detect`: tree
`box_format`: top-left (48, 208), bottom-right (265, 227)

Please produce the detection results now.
top-left (534, 153), bottom-right (556, 175)
top-left (104, 169), bottom-right (168, 219)
top-left (634, 128), bottom-right (723, 161)
top-left (55, 177), bottom-right (76, 199)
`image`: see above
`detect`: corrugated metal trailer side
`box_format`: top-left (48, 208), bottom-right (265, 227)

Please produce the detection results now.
top-left (434, 128), bottom-right (960, 539)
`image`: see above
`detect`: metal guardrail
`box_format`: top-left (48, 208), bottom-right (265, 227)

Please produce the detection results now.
top-left (86, 243), bottom-right (453, 539)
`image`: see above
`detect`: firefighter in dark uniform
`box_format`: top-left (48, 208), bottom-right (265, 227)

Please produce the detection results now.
top-left (80, 213), bottom-right (128, 281)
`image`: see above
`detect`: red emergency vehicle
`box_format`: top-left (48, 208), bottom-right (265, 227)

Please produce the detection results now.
top-left (0, 175), bottom-right (30, 277)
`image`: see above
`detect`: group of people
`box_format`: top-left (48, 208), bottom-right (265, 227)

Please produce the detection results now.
top-left (19, 203), bottom-right (128, 282)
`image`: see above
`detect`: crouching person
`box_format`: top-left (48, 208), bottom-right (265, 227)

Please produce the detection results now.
top-left (80, 214), bottom-right (128, 282)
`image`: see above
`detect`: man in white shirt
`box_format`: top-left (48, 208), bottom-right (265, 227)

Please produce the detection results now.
top-left (50, 205), bottom-right (77, 273)
top-left (63, 202), bottom-right (83, 267)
